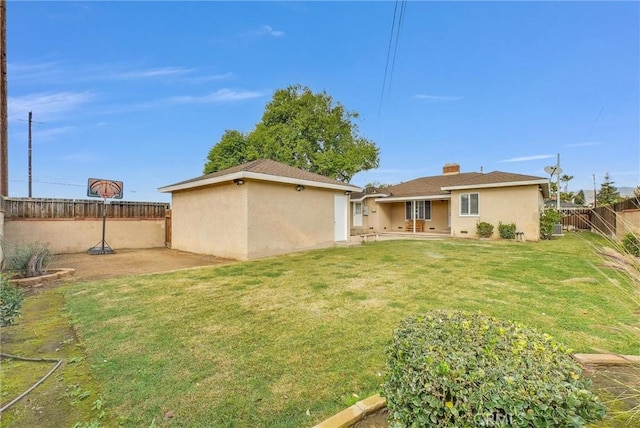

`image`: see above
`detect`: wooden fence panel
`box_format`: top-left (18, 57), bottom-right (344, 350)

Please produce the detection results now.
top-left (2, 197), bottom-right (169, 219)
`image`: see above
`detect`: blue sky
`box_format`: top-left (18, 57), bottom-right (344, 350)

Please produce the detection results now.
top-left (6, 1), bottom-right (639, 202)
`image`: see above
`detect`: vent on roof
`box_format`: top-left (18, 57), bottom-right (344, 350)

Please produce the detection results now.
top-left (443, 163), bottom-right (461, 175)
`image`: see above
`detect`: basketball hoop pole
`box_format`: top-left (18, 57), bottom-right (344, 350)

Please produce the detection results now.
top-left (86, 177), bottom-right (122, 255)
top-left (101, 196), bottom-right (107, 253)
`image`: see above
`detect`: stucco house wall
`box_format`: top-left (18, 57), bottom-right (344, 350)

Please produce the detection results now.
top-left (450, 185), bottom-right (543, 240)
top-left (246, 180), bottom-right (336, 259)
top-left (171, 183), bottom-right (248, 260)
top-left (616, 209), bottom-right (640, 241)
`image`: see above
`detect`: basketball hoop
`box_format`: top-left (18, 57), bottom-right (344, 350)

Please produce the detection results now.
top-left (87, 178), bottom-right (124, 255)
top-left (88, 179), bottom-right (123, 199)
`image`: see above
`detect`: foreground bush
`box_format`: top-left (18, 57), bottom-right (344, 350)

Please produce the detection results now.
top-left (540, 209), bottom-right (561, 239)
top-left (622, 233), bottom-right (640, 257)
top-left (476, 221), bottom-right (494, 239)
top-left (498, 222), bottom-right (516, 239)
top-left (382, 310), bottom-right (606, 427)
top-left (0, 277), bottom-right (25, 326)
top-left (3, 241), bottom-right (52, 278)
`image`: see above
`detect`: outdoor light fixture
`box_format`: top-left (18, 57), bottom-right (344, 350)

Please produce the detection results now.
top-left (233, 179), bottom-right (245, 186)
top-left (344, 191), bottom-right (352, 195)
top-left (296, 185), bottom-right (305, 191)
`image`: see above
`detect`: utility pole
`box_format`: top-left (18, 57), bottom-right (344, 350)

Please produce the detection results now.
top-left (28, 111), bottom-right (32, 197)
top-left (556, 153), bottom-right (560, 211)
top-left (0, 0), bottom-right (8, 197)
top-left (592, 174), bottom-right (597, 208)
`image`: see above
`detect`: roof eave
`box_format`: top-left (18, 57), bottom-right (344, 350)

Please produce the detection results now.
top-left (441, 179), bottom-right (549, 192)
top-left (374, 194), bottom-right (451, 202)
top-left (158, 171), bottom-right (361, 193)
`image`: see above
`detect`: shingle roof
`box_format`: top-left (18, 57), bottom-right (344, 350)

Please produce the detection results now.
top-left (382, 171), bottom-right (546, 198)
top-left (159, 158), bottom-right (361, 192)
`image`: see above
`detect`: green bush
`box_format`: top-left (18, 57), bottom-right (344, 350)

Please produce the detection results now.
top-left (3, 241), bottom-right (52, 278)
top-left (382, 310), bottom-right (606, 427)
top-left (622, 233), bottom-right (640, 257)
top-left (0, 277), bottom-right (25, 326)
top-left (475, 221), bottom-right (494, 238)
top-left (540, 209), bottom-right (561, 240)
top-left (498, 222), bottom-right (517, 239)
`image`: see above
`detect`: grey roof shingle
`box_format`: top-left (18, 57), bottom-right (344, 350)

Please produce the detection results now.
top-left (163, 158), bottom-right (356, 189)
top-left (383, 171), bottom-right (546, 198)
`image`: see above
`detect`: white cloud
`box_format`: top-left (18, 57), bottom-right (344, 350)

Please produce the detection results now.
top-left (239, 25), bottom-right (286, 41)
top-left (259, 25), bottom-right (285, 37)
top-left (414, 94), bottom-right (463, 102)
top-left (563, 142), bottom-right (601, 148)
top-left (106, 66), bottom-right (194, 80)
top-left (167, 89), bottom-right (266, 104)
top-left (499, 154), bottom-right (554, 163)
top-left (8, 91), bottom-right (94, 121)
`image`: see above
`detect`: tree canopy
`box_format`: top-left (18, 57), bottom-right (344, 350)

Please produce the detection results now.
top-left (596, 172), bottom-right (621, 206)
top-left (204, 85), bottom-right (380, 182)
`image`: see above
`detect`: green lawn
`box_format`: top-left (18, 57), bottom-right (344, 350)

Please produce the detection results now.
top-left (62, 233), bottom-right (639, 427)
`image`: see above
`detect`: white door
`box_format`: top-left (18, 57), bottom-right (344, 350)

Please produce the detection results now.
top-left (334, 195), bottom-right (348, 241)
top-left (353, 202), bottom-right (363, 227)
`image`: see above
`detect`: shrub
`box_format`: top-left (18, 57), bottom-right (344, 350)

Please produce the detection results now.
top-left (0, 277), bottom-right (25, 326)
top-left (3, 241), bottom-right (52, 278)
top-left (382, 310), bottom-right (606, 427)
top-left (475, 221), bottom-right (494, 238)
top-left (540, 209), bottom-right (561, 240)
top-left (498, 222), bottom-right (517, 239)
top-left (622, 233), bottom-right (640, 257)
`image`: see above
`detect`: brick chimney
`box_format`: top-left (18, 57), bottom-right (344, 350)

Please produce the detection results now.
top-left (443, 163), bottom-right (460, 175)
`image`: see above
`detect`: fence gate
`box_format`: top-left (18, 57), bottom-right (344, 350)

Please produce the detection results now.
top-left (165, 209), bottom-right (172, 248)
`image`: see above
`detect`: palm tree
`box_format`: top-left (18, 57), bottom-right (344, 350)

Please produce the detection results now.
top-left (560, 174), bottom-right (574, 193)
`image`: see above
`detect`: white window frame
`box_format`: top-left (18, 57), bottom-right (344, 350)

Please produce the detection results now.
top-left (405, 200), bottom-right (432, 221)
top-left (460, 193), bottom-right (479, 216)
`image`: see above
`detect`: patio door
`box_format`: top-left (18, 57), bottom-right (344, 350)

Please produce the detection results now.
top-left (353, 202), bottom-right (362, 227)
top-left (334, 195), bottom-right (348, 241)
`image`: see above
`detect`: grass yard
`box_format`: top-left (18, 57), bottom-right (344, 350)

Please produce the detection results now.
top-left (59, 232), bottom-right (639, 427)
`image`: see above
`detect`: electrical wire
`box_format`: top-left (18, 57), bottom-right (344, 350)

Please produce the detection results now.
top-left (377, 0), bottom-right (408, 121)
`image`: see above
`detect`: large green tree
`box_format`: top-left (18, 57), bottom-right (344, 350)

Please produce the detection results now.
top-left (596, 172), bottom-right (621, 206)
top-left (204, 85), bottom-right (379, 182)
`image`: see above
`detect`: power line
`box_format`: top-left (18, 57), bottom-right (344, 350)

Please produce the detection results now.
top-left (378, 1), bottom-right (399, 120)
top-left (377, 0), bottom-right (408, 121)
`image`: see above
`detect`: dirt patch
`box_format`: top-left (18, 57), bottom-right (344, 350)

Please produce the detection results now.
top-left (49, 248), bottom-right (233, 281)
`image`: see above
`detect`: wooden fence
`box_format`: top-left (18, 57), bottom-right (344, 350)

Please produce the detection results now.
top-left (561, 197), bottom-right (640, 237)
top-left (2, 197), bottom-right (169, 219)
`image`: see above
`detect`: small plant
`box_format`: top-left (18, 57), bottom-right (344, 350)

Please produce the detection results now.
top-left (0, 277), bottom-right (25, 326)
top-left (475, 221), bottom-right (494, 238)
top-left (498, 222), bottom-right (516, 239)
top-left (3, 241), bottom-right (52, 278)
top-left (622, 233), bottom-right (640, 257)
top-left (382, 310), bottom-right (606, 427)
top-left (540, 209), bottom-right (561, 239)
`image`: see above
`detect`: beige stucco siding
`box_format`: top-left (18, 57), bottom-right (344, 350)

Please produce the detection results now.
top-left (171, 183), bottom-right (248, 259)
top-left (450, 185), bottom-right (542, 240)
top-left (246, 180), bottom-right (336, 259)
top-left (4, 218), bottom-right (165, 254)
top-left (616, 209), bottom-right (640, 241)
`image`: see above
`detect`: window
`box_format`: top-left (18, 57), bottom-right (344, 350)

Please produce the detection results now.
top-left (405, 201), bottom-right (432, 220)
top-left (460, 193), bottom-right (479, 216)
